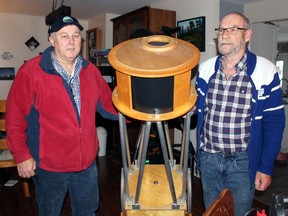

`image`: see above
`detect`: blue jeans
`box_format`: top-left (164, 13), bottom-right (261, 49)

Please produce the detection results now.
top-left (200, 150), bottom-right (255, 216)
top-left (33, 162), bottom-right (99, 216)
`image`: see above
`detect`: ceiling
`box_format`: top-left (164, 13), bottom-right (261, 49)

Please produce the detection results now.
top-left (221, 0), bottom-right (265, 4)
top-left (0, 0), bottom-right (169, 20)
top-left (0, 0), bottom-right (266, 21)
top-left (1, 0), bottom-right (287, 42)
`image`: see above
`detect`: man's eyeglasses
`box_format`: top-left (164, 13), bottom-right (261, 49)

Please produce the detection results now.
top-left (215, 27), bottom-right (248, 35)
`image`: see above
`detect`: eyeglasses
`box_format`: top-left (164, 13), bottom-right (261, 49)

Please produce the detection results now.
top-left (215, 27), bottom-right (248, 35)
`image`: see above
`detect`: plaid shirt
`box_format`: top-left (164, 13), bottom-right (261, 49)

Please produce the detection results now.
top-left (201, 55), bottom-right (252, 153)
top-left (51, 53), bottom-right (82, 115)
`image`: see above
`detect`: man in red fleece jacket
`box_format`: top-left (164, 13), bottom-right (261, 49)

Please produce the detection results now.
top-left (6, 15), bottom-right (118, 215)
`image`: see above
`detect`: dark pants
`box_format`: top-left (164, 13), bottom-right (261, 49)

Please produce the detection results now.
top-left (33, 162), bottom-right (99, 216)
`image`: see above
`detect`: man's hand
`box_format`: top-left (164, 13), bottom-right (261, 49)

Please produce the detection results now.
top-left (254, 171), bottom-right (271, 191)
top-left (17, 158), bottom-right (36, 178)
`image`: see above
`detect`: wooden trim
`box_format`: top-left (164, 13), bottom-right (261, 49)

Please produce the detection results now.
top-left (86, 28), bottom-right (101, 65)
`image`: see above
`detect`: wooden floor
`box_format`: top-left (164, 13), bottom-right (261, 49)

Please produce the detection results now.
top-left (0, 149), bottom-right (286, 216)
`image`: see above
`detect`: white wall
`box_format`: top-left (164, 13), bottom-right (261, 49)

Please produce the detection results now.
top-left (0, 14), bottom-right (48, 99)
top-left (220, 1), bottom-right (243, 18)
top-left (245, 0), bottom-right (288, 23)
top-left (0, 13), bottom-right (88, 100)
top-left (88, 13), bottom-right (119, 50)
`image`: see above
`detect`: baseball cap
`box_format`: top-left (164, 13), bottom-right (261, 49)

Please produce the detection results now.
top-left (48, 16), bottom-right (84, 34)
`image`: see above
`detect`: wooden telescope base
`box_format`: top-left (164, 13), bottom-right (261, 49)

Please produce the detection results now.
top-left (121, 210), bottom-right (192, 216)
top-left (120, 165), bottom-right (192, 216)
top-left (118, 115), bottom-right (194, 216)
top-left (128, 165), bottom-right (183, 207)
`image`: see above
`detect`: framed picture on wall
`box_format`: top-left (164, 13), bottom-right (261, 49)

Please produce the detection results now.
top-left (86, 28), bottom-right (101, 65)
top-left (0, 67), bottom-right (15, 80)
top-left (177, 16), bottom-right (205, 52)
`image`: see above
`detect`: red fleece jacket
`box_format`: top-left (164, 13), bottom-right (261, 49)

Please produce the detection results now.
top-left (6, 49), bottom-right (118, 172)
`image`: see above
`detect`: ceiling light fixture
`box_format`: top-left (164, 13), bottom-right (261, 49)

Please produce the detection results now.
top-left (45, 0), bottom-right (71, 26)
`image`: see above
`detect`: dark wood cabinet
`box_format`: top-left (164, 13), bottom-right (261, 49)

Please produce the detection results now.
top-left (111, 6), bottom-right (176, 46)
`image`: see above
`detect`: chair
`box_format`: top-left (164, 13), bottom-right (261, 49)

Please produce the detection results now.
top-left (202, 189), bottom-right (235, 216)
top-left (269, 191), bottom-right (288, 216)
top-left (0, 100), bottom-right (30, 197)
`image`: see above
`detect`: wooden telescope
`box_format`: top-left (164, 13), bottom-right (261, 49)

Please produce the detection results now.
top-left (108, 35), bottom-right (200, 216)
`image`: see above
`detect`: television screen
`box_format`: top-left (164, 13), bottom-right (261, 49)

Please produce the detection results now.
top-left (177, 16), bottom-right (205, 52)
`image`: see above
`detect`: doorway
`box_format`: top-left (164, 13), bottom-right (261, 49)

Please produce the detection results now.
top-left (276, 53), bottom-right (288, 94)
